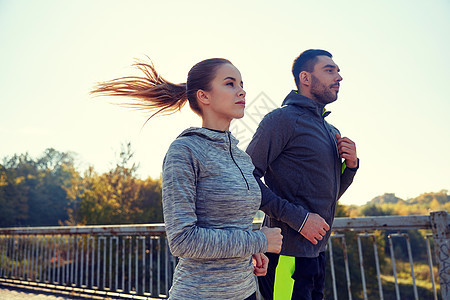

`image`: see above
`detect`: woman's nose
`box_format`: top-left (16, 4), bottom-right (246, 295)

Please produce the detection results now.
top-left (239, 88), bottom-right (246, 98)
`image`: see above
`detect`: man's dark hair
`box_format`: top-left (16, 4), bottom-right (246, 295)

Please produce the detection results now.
top-left (292, 49), bottom-right (332, 88)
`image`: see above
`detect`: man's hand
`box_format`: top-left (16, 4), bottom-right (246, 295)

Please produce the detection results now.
top-left (335, 133), bottom-right (358, 168)
top-left (299, 213), bottom-right (330, 245)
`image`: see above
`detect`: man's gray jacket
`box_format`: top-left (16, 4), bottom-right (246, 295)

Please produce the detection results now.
top-left (247, 90), bottom-right (358, 257)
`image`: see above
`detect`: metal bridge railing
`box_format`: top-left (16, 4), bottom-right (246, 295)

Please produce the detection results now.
top-left (328, 211), bottom-right (449, 300)
top-left (0, 211), bottom-right (448, 299)
top-left (0, 224), bottom-right (174, 299)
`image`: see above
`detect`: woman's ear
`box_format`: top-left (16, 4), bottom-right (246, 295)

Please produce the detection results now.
top-left (196, 89), bottom-right (210, 105)
top-left (299, 71), bottom-right (311, 87)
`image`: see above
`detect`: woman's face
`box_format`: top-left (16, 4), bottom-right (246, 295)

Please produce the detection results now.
top-left (202, 63), bottom-right (246, 124)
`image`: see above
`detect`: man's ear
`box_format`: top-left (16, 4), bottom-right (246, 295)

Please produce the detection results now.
top-left (196, 90), bottom-right (210, 105)
top-left (299, 71), bottom-right (311, 87)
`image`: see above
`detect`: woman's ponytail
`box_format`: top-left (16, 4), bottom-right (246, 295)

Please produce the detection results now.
top-left (91, 61), bottom-right (188, 120)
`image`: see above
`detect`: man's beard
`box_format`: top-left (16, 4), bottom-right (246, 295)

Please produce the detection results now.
top-left (310, 74), bottom-right (338, 105)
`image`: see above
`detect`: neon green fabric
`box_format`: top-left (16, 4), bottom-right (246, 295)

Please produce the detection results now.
top-left (273, 255), bottom-right (296, 299)
top-left (341, 161), bottom-right (346, 174)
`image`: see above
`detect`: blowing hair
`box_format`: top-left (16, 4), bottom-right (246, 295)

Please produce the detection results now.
top-left (91, 57), bottom-right (232, 124)
top-left (292, 49), bottom-right (332, 88)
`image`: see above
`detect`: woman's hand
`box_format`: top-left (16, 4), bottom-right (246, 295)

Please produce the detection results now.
top-left (261, 226), bottom-right (283, 253)
top-left (252, 253), bottom-right (269, 276)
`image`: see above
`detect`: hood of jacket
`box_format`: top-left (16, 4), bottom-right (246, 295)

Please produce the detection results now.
top-left (281, 90), bottom-right (331, 118)
top-left (177, 127), bottom-right (239, 149)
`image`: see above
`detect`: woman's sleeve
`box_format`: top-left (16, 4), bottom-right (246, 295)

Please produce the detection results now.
top-left (162, 141), bottom-right (268, 259)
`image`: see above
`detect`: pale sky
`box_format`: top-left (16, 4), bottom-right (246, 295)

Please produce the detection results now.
top-left (1, 0), bottom-right (449, 206)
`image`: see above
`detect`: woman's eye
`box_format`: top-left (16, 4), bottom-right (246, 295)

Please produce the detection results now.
top-left (227, 82), bottom-right (234, 87)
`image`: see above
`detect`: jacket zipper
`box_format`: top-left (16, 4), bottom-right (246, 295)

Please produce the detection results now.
top-left (227, 132), bottom-right (250, 190)
top-left (323, 119), bottom-right (340, 199)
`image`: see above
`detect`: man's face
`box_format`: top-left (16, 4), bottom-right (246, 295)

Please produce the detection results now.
top-left (309, 56), bottom-right (343, 105)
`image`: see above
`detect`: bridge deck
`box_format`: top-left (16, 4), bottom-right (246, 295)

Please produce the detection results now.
top-left (0, 286), bottom-right (70, 300)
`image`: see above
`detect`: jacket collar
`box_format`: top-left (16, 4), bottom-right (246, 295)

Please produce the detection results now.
top-left (282, 90), bottom-right (330, 118)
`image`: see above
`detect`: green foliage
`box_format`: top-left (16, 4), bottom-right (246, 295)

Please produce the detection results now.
top-left (361, 204), bottom-right (393, 216)
top-left (0, 149), bottom-right (79, 227)
top-left (350, 190), bottom-right (449, 217)
top-left (335, 203), bottom-right (350, 217)
top-left (67, 143), bottom-right (163, 225)
top-left (0, 143), bottom-right (163, 227)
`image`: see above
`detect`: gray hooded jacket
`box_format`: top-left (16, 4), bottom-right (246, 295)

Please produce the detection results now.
top-left (162, 127), bottom-right (267, 299)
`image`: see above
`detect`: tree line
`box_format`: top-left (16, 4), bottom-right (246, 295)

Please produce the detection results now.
top-left (0, 144), bottom-right (162, 227)
top-left (1, 145), bottom-right (447, 227)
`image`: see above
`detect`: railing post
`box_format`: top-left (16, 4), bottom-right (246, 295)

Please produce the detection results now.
top-left (430, 211), bottom-right (450, 299)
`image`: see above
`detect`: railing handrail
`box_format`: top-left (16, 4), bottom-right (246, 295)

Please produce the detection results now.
top-left (0, 223), bottom-right (166, 235)
top-left (332, 214), bottom-right (432, 231)
top-left (0, 213), bottom-right (443, 235)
